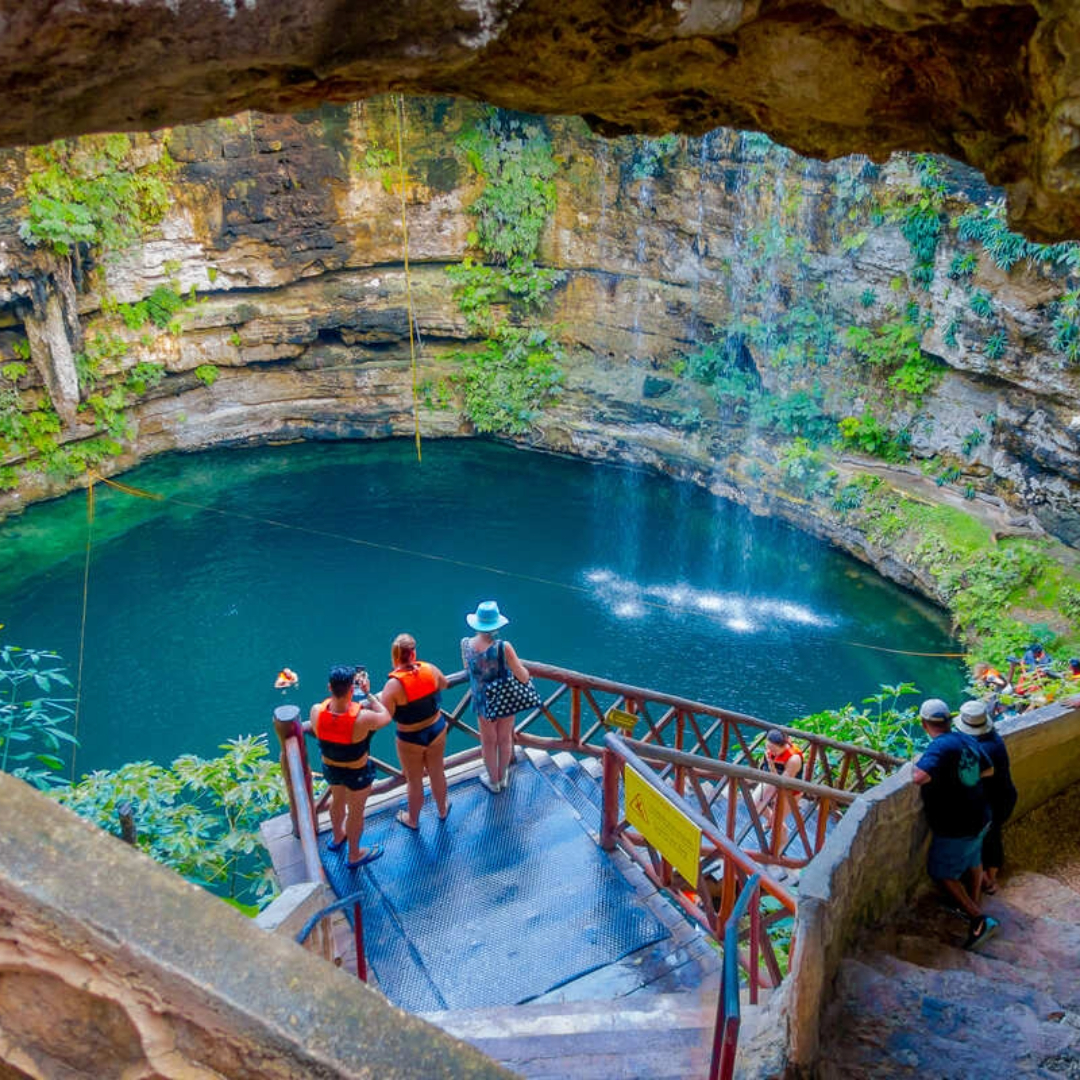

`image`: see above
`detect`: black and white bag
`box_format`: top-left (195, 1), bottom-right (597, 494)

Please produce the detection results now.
top-left (483, 642), bottom-right (542, 717)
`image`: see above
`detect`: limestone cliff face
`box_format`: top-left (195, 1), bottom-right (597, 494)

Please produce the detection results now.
top-left (1, 98), bottom-right (1079, 587)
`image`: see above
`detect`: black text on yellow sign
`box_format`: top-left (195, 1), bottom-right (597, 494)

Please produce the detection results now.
top-left (604, 707), bottom-right (638, 732)
top-left (624, 768), bottom-right (702, 884)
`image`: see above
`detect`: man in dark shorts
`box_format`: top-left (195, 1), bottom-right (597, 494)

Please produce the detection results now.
top-left (912, 698), bottom-right (998, 950)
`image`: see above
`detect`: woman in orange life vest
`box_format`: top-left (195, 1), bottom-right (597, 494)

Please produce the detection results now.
top-left (379, 633), bottom-right (451, 830)
top-left (753, 730), bottom-right (805, 852)
top-left (310, 664), bottom-right (392, 868)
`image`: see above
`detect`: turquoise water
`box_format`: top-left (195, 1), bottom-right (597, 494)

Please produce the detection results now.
top-left (0, 439), bottom-right (964, 774)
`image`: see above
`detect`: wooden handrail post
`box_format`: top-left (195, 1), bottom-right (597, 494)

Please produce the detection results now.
top-left (601, 747), bottom-right (620, 851)
top-left (117, 802), bottom-right (137, 846)
top-left (274, 704), bottom-right (309, 838)
top-left (570, 686), bottom-right (582, 748)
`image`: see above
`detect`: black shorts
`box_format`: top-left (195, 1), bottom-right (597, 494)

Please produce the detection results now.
top-left (322, 760), bottom-right (376, 791)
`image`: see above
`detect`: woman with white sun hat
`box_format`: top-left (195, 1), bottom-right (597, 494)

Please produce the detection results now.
top-left (461, 601), bottom-right (531, 792)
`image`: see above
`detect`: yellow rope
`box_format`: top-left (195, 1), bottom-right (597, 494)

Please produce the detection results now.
top-left (71, 478), bottom-right (95, 781)
top-left (394, 93), bottom-right (422, 464)
top-left (87, 471), bottom-right (966, 660)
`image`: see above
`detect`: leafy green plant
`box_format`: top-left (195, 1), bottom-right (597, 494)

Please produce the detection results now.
top-left (969, 290), bottom-right (994, 319)
top-left (961, 428), bottom-right (986, 456)
top-left (795, 683), bottom-right (924, 760)
top-left (844, 313), bottom-right (942, 400)
top-left (882, 155), bottom-right (947, 288)
top-left (1060, 584), bottom-right (1080, 624)
top-left (944, 317), bottom-right (961, 349)
top-left (11, 339), bottom-right (31, 362)
top-left (625, 134), bottom-right (681, 181)
top-left (451, 325), bottom-right (564, 434)
top-left (837, 411), bottom-right (911, 462)
top-left (458, 109), bottom-right (558, 266)
top-left (19, 134), bottom-right (172, 258)
top-left (777, 438), bottom-right (835, 497)
top-left (947, 252), bottom-right (978, 280)
top-left (194, 364), bottom-right (219, 387)
top-left (956, 198), bottom-right (1080, 274)
top-left (0, 643), bottom-right (76, 788)
top-left (1052, 290), bottom-right (1080, 365)
top-left (859, 289), bottom-right (877, 308)
top-left (55, 735), bottom-right (288, 906)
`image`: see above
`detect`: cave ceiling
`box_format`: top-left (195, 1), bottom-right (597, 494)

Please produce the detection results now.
top-left (7, 0), bottom-right (1080, 240)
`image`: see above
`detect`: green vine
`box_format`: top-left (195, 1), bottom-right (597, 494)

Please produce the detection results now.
top-left (442, 109), bottom-right (566, 434)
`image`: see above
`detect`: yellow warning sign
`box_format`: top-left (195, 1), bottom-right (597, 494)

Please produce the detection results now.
top-left (604, 707), bottom-right (638, 732)
top-left (624, 768), bottom-right (702, 884)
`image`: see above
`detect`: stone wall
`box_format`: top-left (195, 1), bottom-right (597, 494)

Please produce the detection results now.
top-left (0, 770), bottom-right (511, 1079)
top-left (780, 700), bottom-right (1080, 1075)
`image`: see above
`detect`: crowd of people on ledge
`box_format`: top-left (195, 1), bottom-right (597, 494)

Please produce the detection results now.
top-left (971, 642), bottom-right (1080, 715)
top-left (301, 601), bottom-right (531, 869)
top-left (911, 696), bottom-right (1017, 951)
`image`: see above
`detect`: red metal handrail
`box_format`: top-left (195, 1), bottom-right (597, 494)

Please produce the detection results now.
top-left (711, 873), bottom-right (761, 1080)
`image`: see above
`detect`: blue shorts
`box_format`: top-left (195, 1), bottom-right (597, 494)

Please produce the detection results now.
top-left (927, 825), bottom-right (989, 881)
top-left (396, 716), bottom-right (447, 747)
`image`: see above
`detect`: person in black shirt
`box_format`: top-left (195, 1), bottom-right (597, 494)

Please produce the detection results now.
top-left (912, 698), bottom-right (998, 950)
top-left (954, 699), bottom-right (1017, 896)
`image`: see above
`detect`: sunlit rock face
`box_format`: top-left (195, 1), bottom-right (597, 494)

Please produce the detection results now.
top-left (1, 1), bottom-right (1080, 241)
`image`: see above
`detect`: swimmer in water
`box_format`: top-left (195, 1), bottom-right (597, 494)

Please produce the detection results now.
top-left (275, 667), bottom-right (299, 690)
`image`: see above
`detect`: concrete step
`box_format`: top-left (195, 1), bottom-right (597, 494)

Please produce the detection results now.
top-left (422, 992), bottom-right (726, 1080)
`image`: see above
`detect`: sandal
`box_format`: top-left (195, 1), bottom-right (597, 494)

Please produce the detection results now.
top-left (396, 809), bottom-right (419, 831)
top-left (326, 835), bottom-right (346, 853)
top-left (438, 802), bottom-right (452, 822)
top-left (347, 844), bottom-right (384, 870)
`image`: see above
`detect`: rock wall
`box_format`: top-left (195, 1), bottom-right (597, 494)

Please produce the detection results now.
top-left (1, 98), bottom-right (1079, 604)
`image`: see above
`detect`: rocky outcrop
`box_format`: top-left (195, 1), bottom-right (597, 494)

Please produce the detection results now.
top-left (0, 100), bottom-right (1078, 595)
top-left (2, 3), bottom-right (1080, 241)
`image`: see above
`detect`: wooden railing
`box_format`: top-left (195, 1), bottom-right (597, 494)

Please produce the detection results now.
top-left (599, 732), bottom-right (795, 986)
top-left (274, 663), bottom-right (900, 971)
top-left (614, 738), bottom-right (859, 870)
top-left (290, 661), bottom-right (900, 819)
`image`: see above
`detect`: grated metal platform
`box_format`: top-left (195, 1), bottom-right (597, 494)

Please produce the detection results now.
top-left (320, 759), bottom-right (671, 1012)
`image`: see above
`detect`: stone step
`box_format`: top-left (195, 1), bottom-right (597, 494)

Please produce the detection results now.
top-left (1000, 870), bottom-right (1080, 925)
top-left (422, 992), bottom-right (730, 1080)
top-left (824, 958), bottom-right (1078, 1079)
top-left (861, 949), bottom-right (1067, 1022)
top-left (886, 932), bottom-right (1071, 1006)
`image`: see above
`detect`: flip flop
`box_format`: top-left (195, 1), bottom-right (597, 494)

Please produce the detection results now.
top-left (438, 802), bottom-right (452, 822)
top-left (396, 809), bottom-right (419, 831)
top-left (326, 835), bottom-right (346, 853)
top-left (347, 844), bottom-right (384, 870)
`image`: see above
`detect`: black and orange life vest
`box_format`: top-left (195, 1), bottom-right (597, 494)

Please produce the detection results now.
top-left (388, 661), bottom-right (442, 725)
top-left (315, 700), bottom-right (370, 762)
top-left (767, 744), bottom-right (802, 774)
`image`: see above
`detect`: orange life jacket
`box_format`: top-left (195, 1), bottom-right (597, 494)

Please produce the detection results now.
top-left (388, 661), bottom-right (440, 701)
top-left (767, 744), bottom-right (802, 773)
top-left (314, 700), bottom-right (362, 744)
top-left (388, 661), bottom-right (442, 726)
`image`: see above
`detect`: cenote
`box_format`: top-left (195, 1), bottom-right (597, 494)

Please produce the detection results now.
top-left (0, 438), bottom-right (964, 775)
